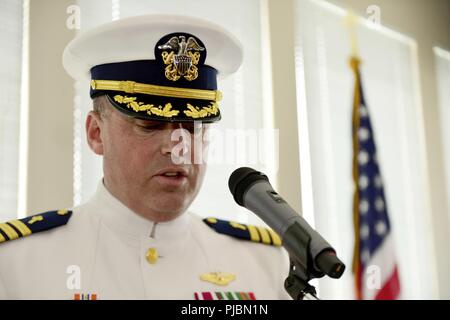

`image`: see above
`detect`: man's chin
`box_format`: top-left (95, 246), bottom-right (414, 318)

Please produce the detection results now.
top-left (150, 197), bottom-right (190, 217)
top-left (147, 207), bottom-right (186, 222)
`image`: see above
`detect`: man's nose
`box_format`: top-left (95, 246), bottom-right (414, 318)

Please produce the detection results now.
top-left (160, 123), bottom-right (190, 156)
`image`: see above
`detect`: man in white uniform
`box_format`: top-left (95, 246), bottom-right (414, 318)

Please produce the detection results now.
top-left (0, 15), bottom-right (290, 300)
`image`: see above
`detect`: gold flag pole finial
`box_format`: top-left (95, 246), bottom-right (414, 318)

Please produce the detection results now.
top-left (345, 9), bottom-right (361, 65)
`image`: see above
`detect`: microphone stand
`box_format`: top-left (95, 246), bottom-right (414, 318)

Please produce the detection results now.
top-left (281, 223), bottom-right (324, 300)
top-left (284, 258), bottom-right (320, 300)
top-left (228, 167), bottom-right (345, 300)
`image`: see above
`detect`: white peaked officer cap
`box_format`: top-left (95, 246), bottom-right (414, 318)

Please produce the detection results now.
top-left (63, 14), bottom-right (243, 122)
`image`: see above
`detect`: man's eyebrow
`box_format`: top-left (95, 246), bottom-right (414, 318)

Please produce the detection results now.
top-left (136, 120), bottom-right (158, 125)
top-left (130, 117), bottom-right (160, 125)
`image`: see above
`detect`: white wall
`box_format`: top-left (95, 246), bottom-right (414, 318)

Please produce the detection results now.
top-left (26, 0), bottom-right (74, 213)
top-left (435, 47), bottom-right (450, 263)
top-left (0, 0), bottom-right (23, 221)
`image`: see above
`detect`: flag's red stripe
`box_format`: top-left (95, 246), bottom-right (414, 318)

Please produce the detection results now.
top-left (248, 292), bottom-right (256, 300)
top-left (375, 266), bottom-right (401, 300)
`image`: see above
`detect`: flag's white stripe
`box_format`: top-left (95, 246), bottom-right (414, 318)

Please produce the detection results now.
top-left (362, 233), bottom-right (397, 299)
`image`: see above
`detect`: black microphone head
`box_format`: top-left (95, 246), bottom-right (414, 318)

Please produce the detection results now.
top-left (228, 167), bottom-right (269, 206)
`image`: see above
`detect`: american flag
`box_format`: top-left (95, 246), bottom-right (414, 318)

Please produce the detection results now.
top-left (350, 57), bottom-right (401, 300)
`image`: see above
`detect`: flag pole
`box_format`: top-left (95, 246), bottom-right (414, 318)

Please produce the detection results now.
top-left (346, 9), bottom-right (363, 300)
top-left (345, 9), bottom-right (360, 60)
top-left (346, 11), bottom-right (401, 300)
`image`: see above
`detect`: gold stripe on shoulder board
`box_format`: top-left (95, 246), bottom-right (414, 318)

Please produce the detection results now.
top-left (267, 228), bottom-right (282, 246)
top-left (256, 226), bottom-right (271, 245)
top-left (229, 221), bottom-right (246, 230)
top-left (0, 223), bottom-right (20, 240)
top-left (246, 225), bottom-right (261, 242)
top-left (9, 220), bottom-right (32, 237)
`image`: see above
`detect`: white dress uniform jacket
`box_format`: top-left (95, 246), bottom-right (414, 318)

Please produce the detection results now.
top-left (0, 182), bottom-right (291, 300)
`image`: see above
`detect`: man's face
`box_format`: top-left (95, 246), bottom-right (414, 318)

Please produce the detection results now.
top-left (87, 103), bottom-right (209, 222)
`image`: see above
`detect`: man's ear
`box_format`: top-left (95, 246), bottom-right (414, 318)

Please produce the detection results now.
top-left (86, 111), bottom-right (104, 155)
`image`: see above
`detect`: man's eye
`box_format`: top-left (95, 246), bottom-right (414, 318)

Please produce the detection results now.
top-left (137, 124), bottom-right (161, 131)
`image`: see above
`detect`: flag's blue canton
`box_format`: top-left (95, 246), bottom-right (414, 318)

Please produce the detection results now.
top-left (356, 86), bottom-right (392, 269)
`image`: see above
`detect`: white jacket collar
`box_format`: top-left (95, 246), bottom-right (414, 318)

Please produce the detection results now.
top-left (91, 180), bottom-right (191, 242)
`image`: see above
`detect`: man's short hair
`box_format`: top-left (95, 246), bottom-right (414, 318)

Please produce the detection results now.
top-left (92, 95), bottom-right (111, 119)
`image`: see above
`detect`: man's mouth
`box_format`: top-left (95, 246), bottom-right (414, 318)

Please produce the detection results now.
top-left (153, 168), bottom-right (189, 187)
top-left (161, 172), bottom-right (183, 177)
top-left (155, 167), bottom-right (189, 177)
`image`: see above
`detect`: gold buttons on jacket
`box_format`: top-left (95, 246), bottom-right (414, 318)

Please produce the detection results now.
top-left (146, 248), bottom-right (159, 264)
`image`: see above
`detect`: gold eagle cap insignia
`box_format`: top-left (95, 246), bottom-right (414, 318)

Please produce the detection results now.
top-left (158, 35), bottom-right (205, 81)
top-left (200, 272), bottom-right (236, 286)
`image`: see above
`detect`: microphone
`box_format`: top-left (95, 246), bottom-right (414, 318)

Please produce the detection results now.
top-left (229, 167), bottom-right (345, 280)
